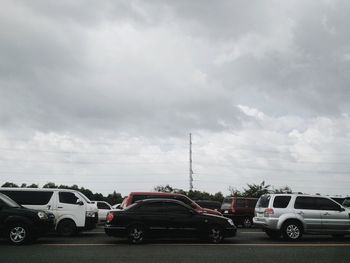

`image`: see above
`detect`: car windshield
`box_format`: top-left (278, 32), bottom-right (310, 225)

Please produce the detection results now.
top-left (77, 192), bottom-right (92, 203)
top-left (0, 193), bottom-right (21, 208)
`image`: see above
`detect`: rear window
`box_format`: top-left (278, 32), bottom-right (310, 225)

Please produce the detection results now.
top-left (221, 197), bottom-right (233, 209)
top-left (273, 196), bottom-right (291, 208)
top-left (256, 195), bottom-right (270, 208)
top-left (0, 190), bottom-right (53, 205)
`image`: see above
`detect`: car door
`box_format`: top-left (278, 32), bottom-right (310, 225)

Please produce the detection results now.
top-left (163, 202), bottom-right (197, 237)
top-left (294, 196), bottom-right (322, 232)
top-left (96, 202), bottom-right (111, 222)
top-left (316, 197), bottom-right (350, 232)
top-left (57, 191), bottom-right (86, 227)
top-left (134, 201), bottom-right (170, 237)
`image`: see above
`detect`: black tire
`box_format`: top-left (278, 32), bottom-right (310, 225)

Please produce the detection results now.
top-left (208, 225), bottom-right (224, 244)
top-left (242, 217), bottom-right (253, 228)
top-left (7, 223), bottom-right (30, 245)
top-left (265, 229), bottom-right (281, 239)
top-left (57, 219), bottom-right (77, 237)
top-left (281, 220), bottom-right (303, 241)
top-left (127, 225), bottom-right (145, 244)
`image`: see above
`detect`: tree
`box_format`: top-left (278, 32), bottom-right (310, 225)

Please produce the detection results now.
top-left (27, 183), bottom-right (39, 188)
top-left (242, 181), bottom-right (271, 198)
top-left (273, 186), bottom-right (292, 194)
top-left (154, 184), bottom-right (174, 193)
top-left (43, 182), bottom-right (57, 188)
top-left (1, 182), bottom-right (19, 187)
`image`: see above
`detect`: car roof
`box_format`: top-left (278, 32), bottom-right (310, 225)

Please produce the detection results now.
top-left (129, 192), bottom-right (185, 197)
top-left (136, 198), bottom-right (189, 205)
top-left (0, 187), bottom-right (80, 193)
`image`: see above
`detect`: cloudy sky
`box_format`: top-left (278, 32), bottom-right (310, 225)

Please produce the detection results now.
top-left (1, 0), bottom-right (350, 197)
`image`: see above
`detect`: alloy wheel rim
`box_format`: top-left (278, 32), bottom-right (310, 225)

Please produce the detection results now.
top-left (286, 225), bottom-right (300, 239)
top-left (131, 228), bottom-right (143, 242)
top-left (210, 228), bottom-right (222, 242)
top-left (10, 226), bottom-right (26, 243)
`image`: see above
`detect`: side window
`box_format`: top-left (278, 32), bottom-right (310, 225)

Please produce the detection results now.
top-left (0, 191), bottom-right (53, 205)
top-left (97, 202), bottom-right (111, 210)
top-left (294, 197), bottom-right (318, 210)
top-left (236, 199), bottom-right (246, 208)
top-left (132, 195), bottom-right (147, 203)
top-left (273, 196), bottom-right (291, 208)
top-left (317, 198), bottom-right (341, 211)
top-left (136, 202), bottom-right (163, 213)
top-left (0, 197), bottom-right (8, 207)
top-left (249, 199), bottom-right (258, 208)
top-left (175, 196), bottom-right (192, 206)
top-left (59, 192), bottom-right (79, 204)
top-left (163, 202), bottom-right (190, 214)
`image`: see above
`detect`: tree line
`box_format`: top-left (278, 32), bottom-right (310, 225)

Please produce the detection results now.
top-left (1, 180), bottom-right (293, 205)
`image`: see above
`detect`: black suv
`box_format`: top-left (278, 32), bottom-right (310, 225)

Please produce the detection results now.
top-left (0, 193), bottom-right (55, 245)
top-left (105, 198), bottom-right (236, 244)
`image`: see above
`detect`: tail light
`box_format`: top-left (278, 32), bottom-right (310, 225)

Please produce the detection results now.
top-left (264, 208), bottom-right (274, 217)
top-left (106, 212), bottom-right (114, 223)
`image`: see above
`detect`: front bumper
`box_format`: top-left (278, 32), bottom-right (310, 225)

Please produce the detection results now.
top-left (224, 227), bottom-right (237, 238)
top-left (85, 212), bottom-right (98, 230)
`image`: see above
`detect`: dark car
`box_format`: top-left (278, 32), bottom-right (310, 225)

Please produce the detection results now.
top-left (0, 193), bottom-right (55, 245)
top-left (220, 196), bottom-right (258, 228)
top-left (194, 200), bottom-right (221, 211)
top-left (121, 192), bottom-right (222, 216)
top-left (105, 199), bottom-right (236, 244)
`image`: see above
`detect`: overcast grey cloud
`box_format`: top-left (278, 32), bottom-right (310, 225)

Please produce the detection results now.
top-left (0, 0), bottom-right (350, 196)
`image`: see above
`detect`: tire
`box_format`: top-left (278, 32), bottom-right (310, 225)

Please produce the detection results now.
top-left (265, 229), bottom-right (281, 239)
top-left (127, 225), bottom-right (145, 244)
top-left (57, 219), bottom-right (77, 237)
top-left (7, 223), bottom-right (30, 245)
top-left (208, 225), bottom-right (224, 244)
top-left (281, 220), bottom-right (303, 241)
top-left (242, 217), bottom-right (253, 228)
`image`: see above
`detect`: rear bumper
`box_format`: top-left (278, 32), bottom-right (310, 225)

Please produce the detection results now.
top-left (253, 217), bottom-right (279, 230)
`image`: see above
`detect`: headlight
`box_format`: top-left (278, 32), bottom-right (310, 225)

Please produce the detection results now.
top-left (37, 211), bottom-right (48, 220)
top-left (227, 219), bottom-right (234, 226)
top-left (86, 211), bottom-right (96, 217)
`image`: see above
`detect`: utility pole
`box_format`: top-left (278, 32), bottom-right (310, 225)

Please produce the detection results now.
top-left (189, 133), bottom-right (193, 191)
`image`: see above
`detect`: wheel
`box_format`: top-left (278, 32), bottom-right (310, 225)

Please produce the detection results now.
top-left (265, 229), bottom-right (281, 239)
top-left (242, 218), bottom-right (253, 228)
top-left (282, 221), bottom-right (303, 241)
top-left (57, 219), bottom-right (77, 237)
top-left (208, 225), bottom-right (224, 244)
top-left (7, 223), bottom-right (30, 245)
top-left (127, 225), bottom-right (145, 244)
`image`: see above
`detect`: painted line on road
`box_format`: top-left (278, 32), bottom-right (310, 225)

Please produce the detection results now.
top-left (42, 243), bottom-right (350, 247)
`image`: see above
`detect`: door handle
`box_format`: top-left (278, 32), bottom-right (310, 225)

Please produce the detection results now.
top-left (323, 212), bottom-right (330, 216)
top-left (58, 206), bottom-right (63, 208)
top-left (297, 211), bottom-right (304, 215)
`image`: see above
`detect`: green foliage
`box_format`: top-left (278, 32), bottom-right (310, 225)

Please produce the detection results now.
top-left (154, 185), bottom-right (224, 202)
top-left (242, 181), bottom-right (271, 198)
top-left (1, 182), bottom-right (19, 187)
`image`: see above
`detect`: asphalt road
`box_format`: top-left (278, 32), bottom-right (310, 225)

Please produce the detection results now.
top-left (1, 227), bottom-right (350, 263)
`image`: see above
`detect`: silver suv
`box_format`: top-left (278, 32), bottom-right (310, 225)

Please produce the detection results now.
top-left (253, 194), bottom-right (350, 241)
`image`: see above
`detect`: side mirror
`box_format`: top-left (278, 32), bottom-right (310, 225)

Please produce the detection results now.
top-left (340, 207), bottom-right (346, 212)
top-left (76, 200), bottom-right (84, 206)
